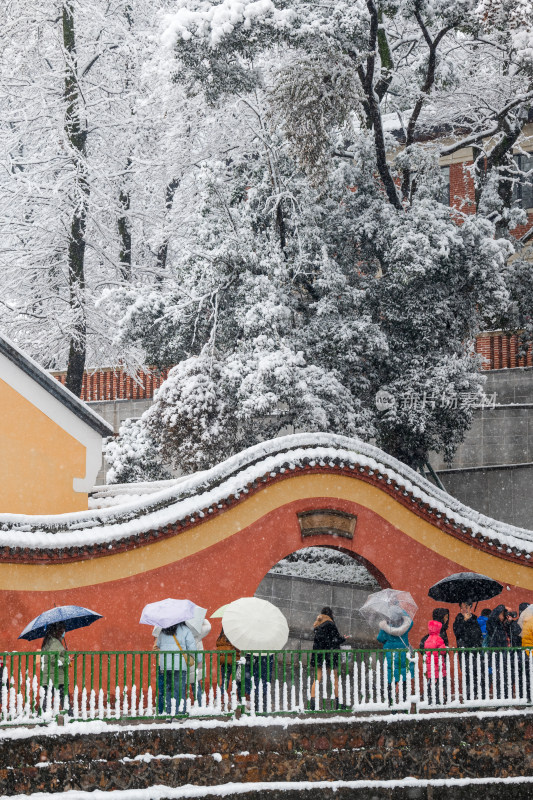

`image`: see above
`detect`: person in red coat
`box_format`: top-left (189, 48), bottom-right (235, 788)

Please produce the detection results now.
top-left (423, 619), bottom-right (447, 704)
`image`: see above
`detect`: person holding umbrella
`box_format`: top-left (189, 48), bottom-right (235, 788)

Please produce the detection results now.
top-left (376, 607), bottom-right (414, 705)
top-left (429, 572), bottom-right (502, 702)
top-left (40, 624), bottom-right (69, 711)
top-left (453, 601), bottom-right (483, 650)
top-left (155, 623), bottom-right (196, 714)
top-left (359, 589), bottom-right (417, 706)
top-left (185, 611), bottom-right (210, 707)
top-left (19, 604), bottom-right (103, 715)
top-left (139, 598), bottom-right (198, 715)
top-left (216, 625), bottom-right (239, 694)
top-left (212, 597), bottom-right (289, 712)
top-left (452, 601), bottom-right (484, 700)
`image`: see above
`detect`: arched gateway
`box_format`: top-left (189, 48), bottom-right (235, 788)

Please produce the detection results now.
top-left (0, 433), bottom-right (531, 651)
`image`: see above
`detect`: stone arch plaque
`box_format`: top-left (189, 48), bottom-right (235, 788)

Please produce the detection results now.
top-left (297, 508), bottom-right (357, 540)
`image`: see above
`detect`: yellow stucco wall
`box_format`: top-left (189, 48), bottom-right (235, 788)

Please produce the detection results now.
top-left (0, 378), bottom-right (88, 514)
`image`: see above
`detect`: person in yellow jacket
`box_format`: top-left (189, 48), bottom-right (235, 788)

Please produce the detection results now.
top-left (521, 610), bottom-right (533, 653)
top-left (519, 605), bottom-right (533, 702)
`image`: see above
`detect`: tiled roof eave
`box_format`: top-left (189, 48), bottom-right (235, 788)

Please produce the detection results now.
top-left (0, 460), bottom-right (530, 566)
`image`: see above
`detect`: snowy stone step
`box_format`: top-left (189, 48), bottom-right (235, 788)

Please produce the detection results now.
top-left (0, 711), bottom-right (532, 796)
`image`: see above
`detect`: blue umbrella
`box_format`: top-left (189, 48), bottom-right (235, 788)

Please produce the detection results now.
top-left (19, 605), bottom-right (103, 641)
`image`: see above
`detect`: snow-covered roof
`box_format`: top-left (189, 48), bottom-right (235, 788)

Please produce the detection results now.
top-left (0, 433), bottom-right (532, 563)
top-left (0, 333), bottom-right (113, 438)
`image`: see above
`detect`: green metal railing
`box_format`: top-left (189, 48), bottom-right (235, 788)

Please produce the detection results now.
top-left (0, 646), bottom-right (531, 724)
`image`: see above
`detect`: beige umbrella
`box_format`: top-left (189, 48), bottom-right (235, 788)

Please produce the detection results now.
top-left (211, 604), bottom-right (230, 619)
top-left (221, 597), bottom-right (289, 651)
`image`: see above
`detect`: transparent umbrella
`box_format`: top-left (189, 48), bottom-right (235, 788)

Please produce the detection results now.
top-left (359, 589), bottom-right (418, 629)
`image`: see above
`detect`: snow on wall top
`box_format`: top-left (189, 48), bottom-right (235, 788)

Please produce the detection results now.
top-left (0, 432), bottom-right (532, 559)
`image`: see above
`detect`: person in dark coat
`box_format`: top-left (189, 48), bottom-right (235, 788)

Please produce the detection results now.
top-left (486, 605), bottom-right (511, 699)
top-left (507, 604), bottom-right (527, 648)
top-left (486, 605), bottom-right (510, 649)
top-left (310, 607), bottom-right (347, 708)
top-left (507, 603), bottom-right (528, 697)
top-left (453, 601), bottom-right (483, 648)
top-left (453, 600), bottom-right (483, 699)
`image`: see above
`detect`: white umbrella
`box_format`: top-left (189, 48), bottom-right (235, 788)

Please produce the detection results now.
top-left (184, 605), bottom-right (208, 637)
top-left (221, 597), bottom-right (289, 651)
top-left (139, 598), bottom-right (195, 628)
top-left (359, 589), bottom-right (418, 628)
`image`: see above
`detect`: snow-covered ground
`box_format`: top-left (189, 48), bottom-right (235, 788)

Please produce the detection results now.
top-left (3, 776), bottom-right (533, 800)
top-left (1, 711), bottom-right (532, 797)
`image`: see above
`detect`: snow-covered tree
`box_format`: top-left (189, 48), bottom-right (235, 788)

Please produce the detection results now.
top-left (0, 0), bottom-right (238, 384)
top-left (1, 0), bottom-right (531, 477)
top-left (103, 0), bottom-right (526, 477)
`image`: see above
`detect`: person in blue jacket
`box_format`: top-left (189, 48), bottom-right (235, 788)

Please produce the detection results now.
top-left (477, 608), bottom-right (492, 646)
top-left (377, 609), bottom-right (413, 704)
top-left (156, 622), bottom-right (196, 714)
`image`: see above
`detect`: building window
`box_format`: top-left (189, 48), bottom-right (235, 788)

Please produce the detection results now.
top-left (513, 153), bottom-right (533, 210)
top-left (439, 165), bottom-right (450, 206)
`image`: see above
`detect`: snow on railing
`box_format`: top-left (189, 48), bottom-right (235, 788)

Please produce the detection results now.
top-left (1, 433), bottom-right (533, 556)
top-left (1, 646), bottom-right (531, 726)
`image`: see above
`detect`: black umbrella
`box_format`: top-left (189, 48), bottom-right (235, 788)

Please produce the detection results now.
top-left (428, 572), bottom-right (503, 604)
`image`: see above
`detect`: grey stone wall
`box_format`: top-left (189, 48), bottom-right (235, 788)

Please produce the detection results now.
top-left (426, 368), bottom-right (533, 528)
top-left (89, 398), bottom-right (154, 484)
top-left (3, 711), bottom-right (533, 797)
top-left (435, 462), bottom-right (533, 529)
top-left (255, 572), bottom-right (380, 649)
top-left (430, 369), bottom-right (533, 471)
top-left (89, 398), bottom-right (153, 434)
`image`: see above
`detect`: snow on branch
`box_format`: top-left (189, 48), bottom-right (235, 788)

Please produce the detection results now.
top-left (161, 0), bottom-right (294, 49)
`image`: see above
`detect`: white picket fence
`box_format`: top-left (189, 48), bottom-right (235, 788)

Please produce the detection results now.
top-left (0, 648), bottom-right (531, 725)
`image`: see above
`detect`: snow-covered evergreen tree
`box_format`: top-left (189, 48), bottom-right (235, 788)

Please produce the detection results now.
top-left (104, 0), bottom-right (529, 477)
top-left (1, 0), bottom-right (531, 477)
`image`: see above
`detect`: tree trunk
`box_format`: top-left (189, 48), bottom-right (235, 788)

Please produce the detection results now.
top-left (156, 177), bottom-right (180, 275)
top-left (118, 159), bottom-right (132, 282)
top-left (117, 5), bottom-right (133, 283)
top-left (63, 0), bottom-right (89, 397)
